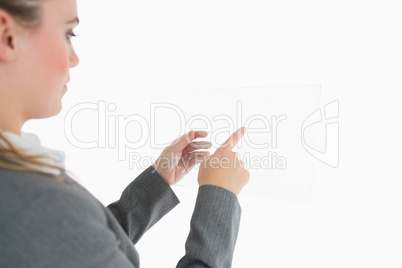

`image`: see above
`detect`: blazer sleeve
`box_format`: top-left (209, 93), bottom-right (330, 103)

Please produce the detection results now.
top-left (176, 185), bottom-right (242, 268)
top-left (106, 165), bottom-right (180, 245)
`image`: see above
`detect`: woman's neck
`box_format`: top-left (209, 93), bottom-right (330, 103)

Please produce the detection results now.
top-left (0, 118), bottom-right (23, 136)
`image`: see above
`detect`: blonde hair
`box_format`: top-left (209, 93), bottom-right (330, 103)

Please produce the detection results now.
top-left (0, 131), bottom-right (74, 184)
top-left (0, 0), bottom-right (44, 28)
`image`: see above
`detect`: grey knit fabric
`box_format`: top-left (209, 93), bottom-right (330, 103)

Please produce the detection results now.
top-left (0, 165), bottom-right (241, 267)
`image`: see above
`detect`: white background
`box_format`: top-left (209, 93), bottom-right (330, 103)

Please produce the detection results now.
top-left (23, 0), bottom-right (402, 267)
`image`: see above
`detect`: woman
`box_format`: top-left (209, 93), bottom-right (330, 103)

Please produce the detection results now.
top-left (0, 0), bottom-right (250, 267)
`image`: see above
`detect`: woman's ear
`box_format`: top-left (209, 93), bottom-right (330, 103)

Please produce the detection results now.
top-left (0, 9), bottom-right (21, 62)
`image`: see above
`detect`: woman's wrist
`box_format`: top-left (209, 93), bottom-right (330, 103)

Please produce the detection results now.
top-left (151, 163), bottom-right (171, 186)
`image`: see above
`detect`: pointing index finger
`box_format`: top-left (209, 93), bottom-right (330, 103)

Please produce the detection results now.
top-left (219, 127), bottom-right (247, 151)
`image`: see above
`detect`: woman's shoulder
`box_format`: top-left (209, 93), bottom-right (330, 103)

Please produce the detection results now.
top-left (0, 168), bottom-right (106, 227)
top-left (0, 167), bottom-right (75, 197)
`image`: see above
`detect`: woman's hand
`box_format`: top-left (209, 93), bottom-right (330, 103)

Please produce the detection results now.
top-left (152, 130), bottom-right (212, 186)
top-left (197, 127), bottom-right (250, 196)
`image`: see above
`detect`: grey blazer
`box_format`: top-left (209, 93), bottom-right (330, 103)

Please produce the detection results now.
top-left (0, 165), bottom-right (241, 267)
